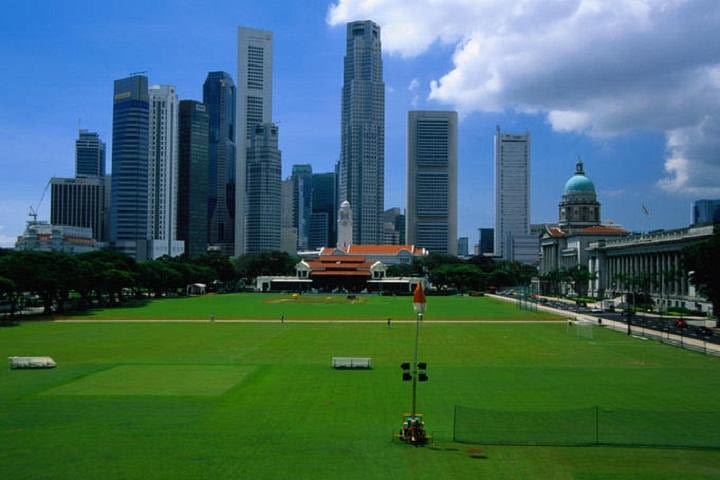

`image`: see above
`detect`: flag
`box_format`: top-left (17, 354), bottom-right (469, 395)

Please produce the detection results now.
top-left (413, 282), bottom-right (426, 314)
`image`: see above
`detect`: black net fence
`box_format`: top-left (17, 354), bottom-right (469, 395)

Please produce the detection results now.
top-left (453, 405), bottom-right (720, 448)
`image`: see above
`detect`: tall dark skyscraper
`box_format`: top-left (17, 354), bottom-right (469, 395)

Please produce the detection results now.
top-left (177, 100), bottom-right (209, 258)
top-left (309, 171), bottom-right (337, 249)
top-left (203, 72), bottom-right (236, 256)
top-left (291, 164), bottom-right (313, 249)
top-left (339, 20), bottom-right (385, 244)
top-left (406, 111), bottom-right (458, 255)
top-left (75, 130), bottom-right (106, 177)
top-left (50, 176), bottom-right (105, 241)
top-left (479, 227), bottom-right (494, 255)
top-left (246, 123), bottom-right (281, 252)
top-left (110, 75), bottom-right (149, 256)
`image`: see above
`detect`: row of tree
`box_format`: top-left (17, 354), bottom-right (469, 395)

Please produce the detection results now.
top-left (387, 253), bottom-right (537, 292)
top-left (0, 249), bottom-right (298, 317)
top-left (0, 248), bottom-right (540, 317)
top-left (539, 266), bottom-right (595, 297)
top-left (683, 230), bottom-right (720, 318)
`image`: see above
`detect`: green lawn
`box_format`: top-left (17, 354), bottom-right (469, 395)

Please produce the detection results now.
top-left (1, 320), bottom-right (720, 479)
top-left (59, 292), bottom-right (561, 321)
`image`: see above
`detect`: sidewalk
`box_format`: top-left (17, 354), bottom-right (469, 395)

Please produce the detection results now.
top-left (488, 293), bottom-right (720, 356)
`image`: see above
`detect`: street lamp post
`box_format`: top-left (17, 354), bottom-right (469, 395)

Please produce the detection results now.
top-left (399, 282), bottom-right (429, 446)
top-left (411, 310), bottom-right (423, 417)
top-left (411, 282), bottom-right (426, 418)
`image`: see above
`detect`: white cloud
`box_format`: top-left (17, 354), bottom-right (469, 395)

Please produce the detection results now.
top-left (408, 78), bottom-right (420, 107)
top-left (328, 0), bottom-right (720, 195)
top-left (547, 110), bottom-right (591, 133)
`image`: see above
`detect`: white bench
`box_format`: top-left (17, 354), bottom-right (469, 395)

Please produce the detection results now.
top-left (332, 357), bottom-right (372, 369)
top-left (9, 356), bottom-right (56, 369)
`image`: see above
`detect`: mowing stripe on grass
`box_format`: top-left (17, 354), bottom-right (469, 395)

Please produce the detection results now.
top-left (43, 365), bottom-right (254, 396)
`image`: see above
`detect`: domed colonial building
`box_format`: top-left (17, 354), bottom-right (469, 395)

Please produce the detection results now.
top-left (539, 158), bottom-right (628, 293)
top-left (558, 159), bottom-right (601, 228)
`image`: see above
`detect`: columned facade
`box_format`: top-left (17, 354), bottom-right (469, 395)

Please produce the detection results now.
top-left (588, 225), bottom-right (714, 314)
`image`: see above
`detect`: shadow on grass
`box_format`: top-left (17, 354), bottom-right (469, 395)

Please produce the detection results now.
top-left (62, 298), bottom-right (152, 318)
top-left (6, 298), bottom-right (156, 322)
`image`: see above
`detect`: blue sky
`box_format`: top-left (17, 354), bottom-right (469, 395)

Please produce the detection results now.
top-left (1, 0), bottom-right (718, 248)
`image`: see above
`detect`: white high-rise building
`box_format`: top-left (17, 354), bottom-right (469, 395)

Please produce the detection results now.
top-left (236, 26), bottom-right (273, 256)
top-left (406, 111), bottom-right (457, 255)
top-left (494, 126), bottom-right (537, 264)
top-left (148, 85), bottom-right (179, 247)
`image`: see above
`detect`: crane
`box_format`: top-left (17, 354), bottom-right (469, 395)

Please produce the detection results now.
top-left (28, 179), bottom-right (51, 223)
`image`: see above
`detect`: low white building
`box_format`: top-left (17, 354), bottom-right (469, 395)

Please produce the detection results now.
top-left (15, 220), bottom-right (97, 254)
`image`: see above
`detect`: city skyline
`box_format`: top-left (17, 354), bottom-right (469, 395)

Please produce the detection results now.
top-left (1, 1), bottom-right (718, 249)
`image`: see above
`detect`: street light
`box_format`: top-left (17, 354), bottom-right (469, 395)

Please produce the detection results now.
top-left (399, 282), bottom-right (429, 446)
top-left (411, 282), bottom-right (426, 418)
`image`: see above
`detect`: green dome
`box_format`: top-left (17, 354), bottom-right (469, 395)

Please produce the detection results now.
top-left (564, 174), bottom-right (596, 194)
top-left (563, 158), bottom-right (596, 194)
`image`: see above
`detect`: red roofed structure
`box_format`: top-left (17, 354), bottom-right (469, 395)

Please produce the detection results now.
top-left (298, 255), bottom-right (383, 290)
top-left (317, 244), bottom-right (428, 266)
top-left (256, 252), bottom-right (426, 294)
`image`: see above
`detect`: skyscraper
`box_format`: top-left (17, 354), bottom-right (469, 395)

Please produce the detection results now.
top-left (309, 171), bottom-right (337, 249)
top-left (75, 130), bottom-right (105, 177)
top-left (479, 227), bottom-right (494, 255)
top-left (178, 100), bottom-right (209, 258)
top-left (494, 126), bottom-right (531, 261)
top-left (246, 123), bottom-right (281, 252)
top-left (50, 176), bottom-right (105, 242)
top-left (280, 178), bottom-right (298, 254)
top-left (382, 208), bottom-right (404, 244)
top-left (457, 237), bottom-right (469, 257)
top-left (339, 20), bottom-right (385, 245)
top-left (203, 72), bottom-right (236, 256)
top-left (110, 75), bottom-right (149, 257)
top-left (692, 199), bottom-right (720, 226)
top-left (406, 111), bottom-right (458, 255)
top-left (236, 26), bottom-right (273, 256)
top-left (147, 84), bottom-right (179, 246)
top-left (291, 164), bottom-right (313, 249)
